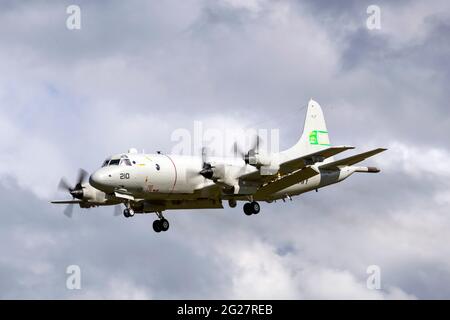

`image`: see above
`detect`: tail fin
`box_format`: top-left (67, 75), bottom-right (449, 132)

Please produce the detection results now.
top-left (281, 99), bottom-right (333, 161)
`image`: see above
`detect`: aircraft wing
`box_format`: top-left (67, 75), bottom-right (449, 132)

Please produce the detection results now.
top-left (279, 145), bottom-right (354, 175)
top-left (319, 148), bottom-right (387, 170)
top-left (51, 200), bottom-right (82, 204)
top-left (254, 166), bottom-right (319, 197)
top-left (194, 183), bottom-right (222, 197)
top-left (238, 146), bottom-right (353, 186)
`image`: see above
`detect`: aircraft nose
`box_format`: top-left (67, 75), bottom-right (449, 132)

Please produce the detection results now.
top-left (89, 170), bottom-right (110, 191)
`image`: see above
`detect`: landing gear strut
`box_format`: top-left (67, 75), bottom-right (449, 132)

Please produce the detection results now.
top-left (243, 201), bottom-right (260, 215)
top-left (153, 212), bottom-right (169, 233)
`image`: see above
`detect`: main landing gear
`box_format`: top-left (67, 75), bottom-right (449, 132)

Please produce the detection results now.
top-left (123, 208), bottom-right (135, 218)
top-left (153, 212), bottom-right (169, 233)
top-left (243, 201), bottom-right (260, 216)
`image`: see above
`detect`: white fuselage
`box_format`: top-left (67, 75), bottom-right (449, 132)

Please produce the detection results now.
top-left (89, 152), bottom-right (355, 202)
top-left (91, 153), bottom-right (253, 198)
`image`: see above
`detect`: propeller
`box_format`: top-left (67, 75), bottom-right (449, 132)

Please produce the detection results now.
top-left (58, 168), bottom-right (88, 200)
top-left (57, 168), bottom-right (88, 218)
top-left (199, 162), bottom-right (214, 179)
top-left (182, 147), bottom-right (215, 181)
top-left (199, 146), bottom-right (215, 179)
top-left (232, 135), bottom-right (262, 165)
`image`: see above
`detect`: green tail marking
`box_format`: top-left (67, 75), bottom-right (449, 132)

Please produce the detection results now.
top-left (309, 130), bottom-right (330, 146)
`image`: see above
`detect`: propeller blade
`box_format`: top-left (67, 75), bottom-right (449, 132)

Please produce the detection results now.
top-left (76, 169), bottom-right (88, 186)
top-left (201, 147), bottom-right (208, 164)
top-left (64, 204), bottom-right (74, 218)
top-left (58, 178), bottom-right (73, 192)
top-left (114, 205), bottom-right (122, 217)
top-left (248, 134), bottom-right (262, 153)
top-left (232, 142), bottom-right (246, 158)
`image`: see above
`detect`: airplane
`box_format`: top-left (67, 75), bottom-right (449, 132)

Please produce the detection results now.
top-left (51, 99), bottom-right (386, 233)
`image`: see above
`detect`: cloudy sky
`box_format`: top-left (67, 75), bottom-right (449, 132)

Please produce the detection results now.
top-left (0, 0), bottom-right (449, 299)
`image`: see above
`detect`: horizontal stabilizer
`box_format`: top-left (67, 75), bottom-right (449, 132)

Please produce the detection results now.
top-left (319, 148), bottom-right (387, 170)
top-left (280, 145), bottom-right (354, 174)
top-left (255, 167), bottom-right (319, 196)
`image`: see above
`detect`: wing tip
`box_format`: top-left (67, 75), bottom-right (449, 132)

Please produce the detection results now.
top-left (50, 200), bottom-right (82, 204)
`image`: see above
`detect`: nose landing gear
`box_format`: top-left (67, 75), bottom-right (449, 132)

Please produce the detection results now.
top-left (243, 201), bottom-right (260, 215)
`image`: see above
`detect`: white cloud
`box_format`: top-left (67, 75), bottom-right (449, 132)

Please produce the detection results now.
top-left (221, 240), bottom-right (299, 299)
top-left (79, 278), bottom-right (152, 300)
top-left (380, 0), bottom-right (450, 47)
top-left (208, 234), bottom-right (415, 299)
top-left (0, 113), bottom-right (68, 198)
top-left (380, 141), bottom-right (450, 177)
top-left (222, 0), bottom-right (264, 15)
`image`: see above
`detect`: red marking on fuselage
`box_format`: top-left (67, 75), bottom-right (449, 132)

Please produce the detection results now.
top-left (164, 154), bottom-right (178, 194)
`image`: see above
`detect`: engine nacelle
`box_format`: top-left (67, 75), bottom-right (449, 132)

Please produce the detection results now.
top-left (247, 152), bottom-right (272, 167)
top-left (81, 183), bottom-right (109, 205)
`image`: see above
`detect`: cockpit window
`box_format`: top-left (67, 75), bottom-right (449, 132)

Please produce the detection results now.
top-left (102, 159), bottom-right (110, 167)
top-left (109, 159), bottom-right (120, 166)
top-left (102, 155), bottom-right (132, 167)
top-left (120, 159), bottom-right (132, 166)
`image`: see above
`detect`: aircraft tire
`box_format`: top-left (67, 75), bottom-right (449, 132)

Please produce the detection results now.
top-left (153, 220), bottom-right (162, 233)
top-left (123, 209), bottom-right (130, 218)
top-left (243, 203), bottom-right (253, 216)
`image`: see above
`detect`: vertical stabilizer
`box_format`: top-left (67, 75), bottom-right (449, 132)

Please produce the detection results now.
top-left (281, 99), bottom-right (333, 161)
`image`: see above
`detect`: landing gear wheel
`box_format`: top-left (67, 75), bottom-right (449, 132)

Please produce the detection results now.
top-left (123, 208), bottom-right (135, 218)
top-left (228, 199), bottom-right (237, 208)
top-left (160, 219), bottom-right (170, 232)
top-left (153, 220), bottom-right (162, 233)
top-left (243, 203), bottom-right (253, 216)
top-left (243, 202), bottom-right (260, 215)
top-left (250, 201), bottom-right (260, 214)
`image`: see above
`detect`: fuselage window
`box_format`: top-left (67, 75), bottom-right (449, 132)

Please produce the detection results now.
top-left (109, 159), bottom-right (120, 166)
top-left (155, 164), bottom-right (160, 171)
